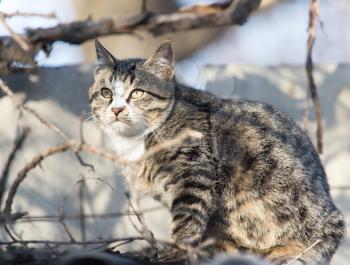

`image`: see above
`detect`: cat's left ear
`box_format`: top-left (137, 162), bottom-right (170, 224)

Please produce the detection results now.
top-left (143, 40), bottom-right (174, 80)
top-left (95, 39), bottom-right (117, 74)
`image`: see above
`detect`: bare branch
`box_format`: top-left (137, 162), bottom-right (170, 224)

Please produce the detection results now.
top-left (58, 207), bottom-right (77, 243)
top-left (125, 192), bottom-right (157, 256)
top-left (0, 0), bottom-right (261, 75)
top-left (3, 141), bottom-right (73, 215)
top-left (306, 0), bottom-right (323, 153)
top-left (1, 129), bottom-right (200, 219)
top-left (75, 114), bottom-right (95, 171)
top-left (0, 12), bottom-right (31, 51)
top-left (0, 211), bottom-right (27, 224)
top-left (0, 11), bottom-right (57, 19)
top-left (16, 206), bottom-right (162, 223)
top-left (0, 126), bottom-right (30, 207)
top-left (284, 239), bottom-right (322, 265)
top-left (139, 129), bottom-right (203, 161)
top-left (78, 176), bottom-right (87, 244)
top-left (0, 78), bottom-right (68, 140)
top-left (0, 236), bottom-right (145, 246)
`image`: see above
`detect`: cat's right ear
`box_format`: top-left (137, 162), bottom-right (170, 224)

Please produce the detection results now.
top-left (94, 39), bottom-right (117, 75)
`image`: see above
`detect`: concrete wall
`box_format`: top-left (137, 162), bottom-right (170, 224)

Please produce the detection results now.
top-left (1, 64), bottom-right (349, 263)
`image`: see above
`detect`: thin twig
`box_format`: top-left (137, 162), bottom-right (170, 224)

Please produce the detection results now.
top-left (75, 114), bottom-right (95, 171)
top-left (0, 236), bottom-right (145, 246)
top-left (0, 12), bottom-right (30, 51)
top-left (0, 126), bottom-right (30, 207)
top-left (0, 78), bottom-right (68, 140)
top-left (3, 223), bottom-right (20, 241)
top-left (330, 186), bottom-right (350, 191)
top-left (2, 130), bottom-right (202, 219)
top-left (23, 105), bottom-right (68, 140)
top-left (59, 207), bottom-right (76, 243)
top-left (78, 176), bottom-right (87, 244)
top-left (3, 141), bottom-right (73, 215)
top-left (285, 239), bottom-right (322, 265)
top-left (306, 0), bottom-right (323, 153)
top-left (125, 192), bottom-right (158, 259)
top-left (0, 211), bottom-right (27, 224)
top-left (0, 11), bottom-right (57, 19)
top-left (139, 129), bottom-right (203, 162)
top-left (56, 174), bottom-right (113, 242)
top-left (16, 206), bottom-right (162, 222)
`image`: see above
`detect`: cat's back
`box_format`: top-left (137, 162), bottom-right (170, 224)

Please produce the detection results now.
top-left (178, 85), bottom-right (316, 161)
top-left (176, 85), bottom-right (330, 199)
top-left (176, 86), bottom-right (345, 254)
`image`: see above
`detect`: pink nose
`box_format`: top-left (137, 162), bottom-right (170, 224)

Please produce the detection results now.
top-left (111, 107), bottom-right (125, 116)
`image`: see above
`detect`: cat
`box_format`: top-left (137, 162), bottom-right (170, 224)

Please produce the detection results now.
top-left (89, 39), bottom-right (345, 265)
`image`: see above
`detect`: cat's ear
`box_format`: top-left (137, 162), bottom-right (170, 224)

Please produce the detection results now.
top-left (95, 39), bottom-right (117, 73)
top-left (143, 40), bottom-right (174, 80)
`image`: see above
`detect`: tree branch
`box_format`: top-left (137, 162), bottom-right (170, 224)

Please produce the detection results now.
top-left (0, 0), bottom-right (261, 75)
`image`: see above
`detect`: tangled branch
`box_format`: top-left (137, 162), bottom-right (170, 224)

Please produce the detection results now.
top-left (0, 78), bottom-right (201, 243)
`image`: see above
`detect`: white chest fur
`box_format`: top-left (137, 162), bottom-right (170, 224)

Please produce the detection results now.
top-left (110, 135), bottom-right (145, 162)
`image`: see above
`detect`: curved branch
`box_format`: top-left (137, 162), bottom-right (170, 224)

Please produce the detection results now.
top-left (27, 0), bottom-right (261, 43)
top-left (0, 0), bottom-right (261, 75)
top-left (3, 142), bottom-right (73, 215)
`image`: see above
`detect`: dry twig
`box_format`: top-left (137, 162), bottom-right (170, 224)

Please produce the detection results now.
top-left (17, 206), bottom-right (162, 223)
top-left (306, 0), bottom-right (323, 153)
top-left (0, 126), bottom-right (30, 207)
top-left (284, 239), bottom-right (322, 265)
top-left (0, 236), bottom-right (145, 246)
top-left (78, 176), bottom-right (87, 244)
top-left (3, 141), bottom-right (73, 216)
top-left (0, 78), bottom-right (68, 140)
top-left (0, 11), bottom-right (57, 19)
top-left (0, 12), bottom-right (31, 51)
top-left (125, 192), bottom-right (158, 259)
top-left (58, 206), bottom-right (77, 243)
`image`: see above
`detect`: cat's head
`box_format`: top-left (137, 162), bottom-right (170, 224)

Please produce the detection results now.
top-left (89, 39), bottom-right (175, 137)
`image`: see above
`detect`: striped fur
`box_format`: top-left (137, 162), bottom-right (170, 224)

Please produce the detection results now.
top-left (89, 40), bottom-right (345, 265)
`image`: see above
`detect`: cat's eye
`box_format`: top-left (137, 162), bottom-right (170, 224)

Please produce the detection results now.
top-left (130, 90), bottom-right (144, 100)
top-left (101, 88), bottom-right (113, 99)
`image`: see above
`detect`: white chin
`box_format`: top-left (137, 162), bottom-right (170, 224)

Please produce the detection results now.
top-left (104, 122), bottom-right (143, 137)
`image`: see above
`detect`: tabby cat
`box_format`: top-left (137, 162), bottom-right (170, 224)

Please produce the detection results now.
top-left (89, 39), bottom-right (344, 265)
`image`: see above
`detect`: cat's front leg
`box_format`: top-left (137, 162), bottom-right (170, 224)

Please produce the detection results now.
top-left (169, 171), bottom-right (217, 247)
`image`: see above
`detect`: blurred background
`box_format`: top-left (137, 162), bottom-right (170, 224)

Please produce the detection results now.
top-left (0, 1), bottom-right (349, 265)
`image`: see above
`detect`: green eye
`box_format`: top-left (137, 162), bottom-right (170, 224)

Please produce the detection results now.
top-left (130, 90), bottom-right (144, 100)
top-left (101, 88), bottom-right (113, 99)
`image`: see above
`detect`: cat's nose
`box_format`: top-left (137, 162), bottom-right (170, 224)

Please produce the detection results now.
top-left (111, 107), bottom-right (125, 116)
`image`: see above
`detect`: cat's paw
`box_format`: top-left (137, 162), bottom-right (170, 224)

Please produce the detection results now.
top-left (176, 238), bottom-right (216, 263)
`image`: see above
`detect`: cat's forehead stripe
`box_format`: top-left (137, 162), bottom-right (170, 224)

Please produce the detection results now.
top-left (113, 80), bottom-right (125, 96)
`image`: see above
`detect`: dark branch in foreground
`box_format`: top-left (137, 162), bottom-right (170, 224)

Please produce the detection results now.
top-left (0, 0), bottom-right (261, 75)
